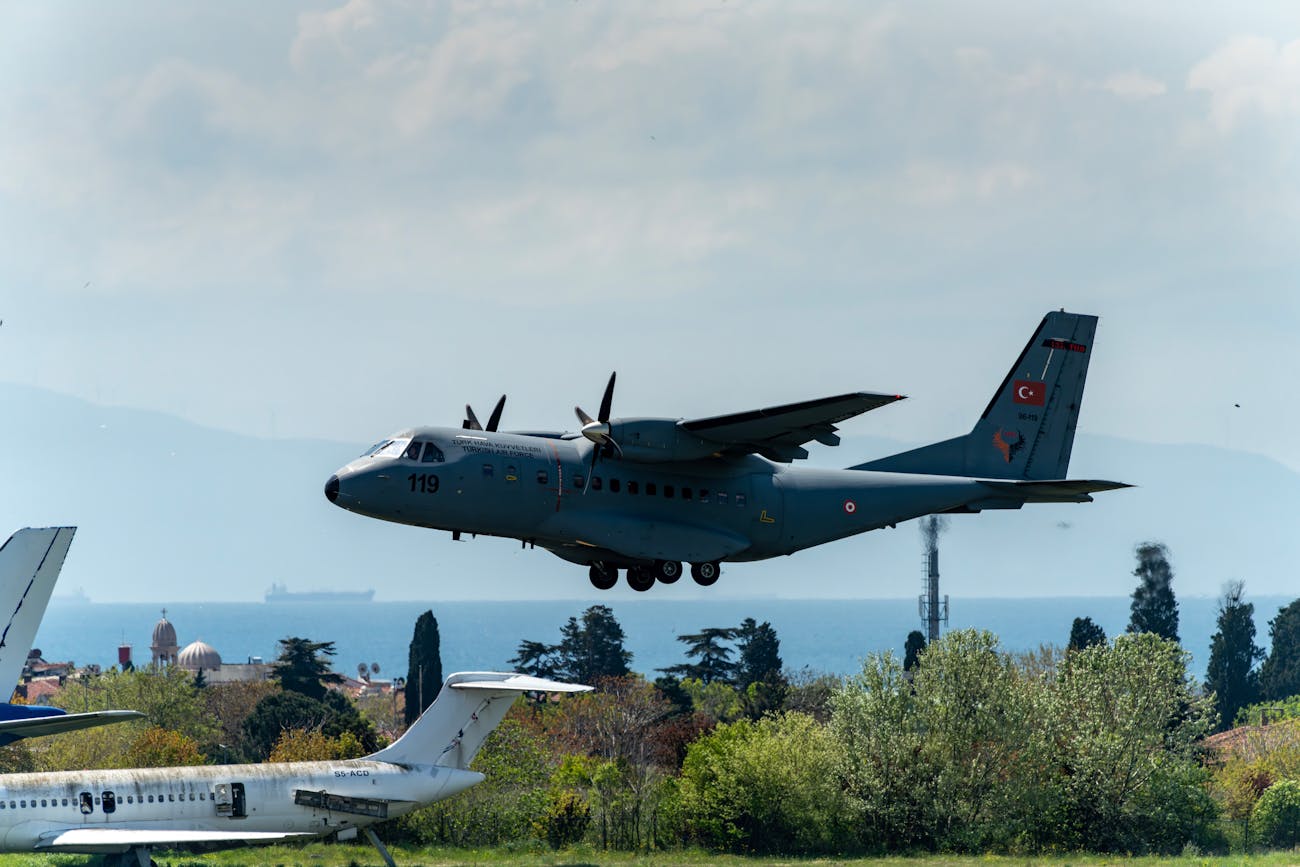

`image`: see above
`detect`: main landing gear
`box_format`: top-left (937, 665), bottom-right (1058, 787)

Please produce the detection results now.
top-left (587, 560), bottom-right (721, 590)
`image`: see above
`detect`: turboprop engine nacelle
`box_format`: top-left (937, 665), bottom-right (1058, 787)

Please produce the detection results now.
top-left (608, 418), bottom-right (721, 463)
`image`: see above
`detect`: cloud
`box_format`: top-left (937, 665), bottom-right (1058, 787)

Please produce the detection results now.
top-left (1188, 36), bottom-right (1300, 133)
top-left (1102, 71), bottom-right (1167, 101)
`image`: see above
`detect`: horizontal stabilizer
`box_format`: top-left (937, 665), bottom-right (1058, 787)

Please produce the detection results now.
top-left (452, 674), bottom-right (591, 693)
top-left (0, 709), bottom-right (144, 744)
top-left (38, 828), bottom-right (315, 853)
top-left (977, 478), bottom-right (1132, 503)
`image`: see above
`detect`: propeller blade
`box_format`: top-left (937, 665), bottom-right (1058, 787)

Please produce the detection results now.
top-left (464, 404), bottom-right (482, 431)
top-left (486, 395), bottom-right (506, 432)
top-left (598, 372), bottom-right (616, 423)
top-left (575, 406), bottom-right (595, 427)
top-left (583, 444), bottom-right (599, 494)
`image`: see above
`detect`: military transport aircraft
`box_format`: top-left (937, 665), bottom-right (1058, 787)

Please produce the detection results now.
top-left (0, 672), bottom-right (587, 867)
top-left (0, 528), bottom-right (142, 742)
top-left (325, 310), bottom-right (1128, 592)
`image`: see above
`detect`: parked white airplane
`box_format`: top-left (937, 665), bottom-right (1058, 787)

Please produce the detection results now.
top-left (0, 671), bottom-right (588, 867)
top-left (0, 527), bottom-right (142, 743)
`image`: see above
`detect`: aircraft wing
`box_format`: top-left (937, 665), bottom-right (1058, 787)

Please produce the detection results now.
top-left (680, 392), bottom-right (903, 462)
top-left (37, 828), bottom-right (317, 852)
top-left (0, 709), bottom-right (144, 743)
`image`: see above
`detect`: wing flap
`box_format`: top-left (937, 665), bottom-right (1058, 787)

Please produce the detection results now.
top-left (37, 828), bottom-right (316, 852)
top-left (680, 392), bottom-right (902, 459)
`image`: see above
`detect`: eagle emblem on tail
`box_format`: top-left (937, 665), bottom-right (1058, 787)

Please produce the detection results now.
top-left (992, 428), bottom-right (1025, 463)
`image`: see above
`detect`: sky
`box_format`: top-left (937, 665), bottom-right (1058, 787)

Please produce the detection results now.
top-left (1, 3), bottom-right (1297, 469)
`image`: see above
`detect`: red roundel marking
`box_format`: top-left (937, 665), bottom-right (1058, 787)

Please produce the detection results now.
top-left (843, 500), bottom-right (857, 514)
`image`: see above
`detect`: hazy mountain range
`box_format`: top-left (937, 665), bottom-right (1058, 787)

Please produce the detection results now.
top-left (3, 383), bottom-right (1296, 603)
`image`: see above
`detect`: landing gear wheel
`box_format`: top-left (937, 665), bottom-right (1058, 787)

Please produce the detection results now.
top-left (654, 559), bottom-right (682, 584)
top-left (690, 561), bottom-right (720, 586)
top-left (627, 566), bottom-right (655, 592)
top-left (588, 562), bottom-right (618, 591)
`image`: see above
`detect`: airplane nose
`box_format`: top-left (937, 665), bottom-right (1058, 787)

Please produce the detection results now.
top-left (324, 475), bottom-right (340, 504)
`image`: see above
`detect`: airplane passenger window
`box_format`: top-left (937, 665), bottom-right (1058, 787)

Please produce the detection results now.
top-left (664, 485), bottom-right (674, 498)
top-left (591, 477), bottom-right (602, 491)
top-left (646, 482), bottom-right (657, 496)
top-left (717, 492), bottom-right (728, 504)
top-left (573, 475), bottom-right (585, 489)
top-left (699, 488), bottom-right (709, 501)
top-left (537, 470), bottom-right (548, 485)
top-left (102, 792), bottom-right (116, 813)
top-left (40, 799), bottom-right (46, 807)
top-left (482, 463), bottom-right (494, 478)
top-left (423, 443), bottom-right (445, 463)
top-left (405, 441), bottom-right (423, 461)
top-left (628, 481), bottom-right (639, 494)
top-left (682, 487), bottom-right (693, 500)
top-left (736, 494), bottom-right (747, 507)
top-left (505, 466), bottom-right (518, 482)
top-left (610, 479), bottom-right (621, 493)
top-left (79, 793), bottom-right (91, 814)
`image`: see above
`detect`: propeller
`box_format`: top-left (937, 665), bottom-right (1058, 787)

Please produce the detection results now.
top-left (463, 395), bottom-right (507, 432)
top-left (575, 372), bottom-right (622, 492)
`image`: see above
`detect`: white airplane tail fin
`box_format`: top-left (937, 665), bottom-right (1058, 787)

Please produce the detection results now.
top-left (366, 672), bottom-right (589, 770)
top-left (0, 527), bottom-right (75, 695)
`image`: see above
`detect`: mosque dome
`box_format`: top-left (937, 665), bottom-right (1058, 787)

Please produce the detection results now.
top-left (178, 640), bottom-right (222, 671)
top-left (151, 615), bottom-right (177, 649)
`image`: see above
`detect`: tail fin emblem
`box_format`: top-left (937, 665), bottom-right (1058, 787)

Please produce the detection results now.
top-left (992, 428), bottom-right (1025, 463)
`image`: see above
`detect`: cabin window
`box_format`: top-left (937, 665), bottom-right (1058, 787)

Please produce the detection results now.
top-left (404, 441), bottom-right (423, 461)
top-left (591, 477), bottom-right (602, 491)
top-left (79, 793), bottom-right (91, 814)
top-left (7, 802), bottom-right (14, 809)
top-left (505, 465), bottom-right (518, 482)
top-left (699, 488), bottom-right (709, 501)
top-left (736, 494), bottom-right (747, 507)
top-left (200, 792), bottom-right (206, 801)
top-left (62, 798), bottom-right (68, 806)
top-left (19, 800), bottom-right (25, 808)
top-left (40, 799), bottom-right (47, 807)
top-left (573, 475), bottom-right (585, 489)
top-left (682, 487), bottom-right (693, 500)
top-left (190, 793), bottom-right (196, 801)
top-left (609, 479), bottom-right (621, 493)
top-left (664, 485), bottom-right (674, 498)
top-left (536, 470), bottom-right (548, 485)
top-left (148, 795), bottom-right (154, 803)
top-left (101, 792), bottom-right (116, 814)
top-left (482, 463), bottom-right (494, 478)
top-left (422, 443), bottom-right (445, 463)
top-left (168, 793), bottom-right (175, 802)
top-left (646, 482), bottom-right (657, 496)
top-left (717, 492), bottom-right (728, 504)
top-left (627, 480), bottom-right (639, 494)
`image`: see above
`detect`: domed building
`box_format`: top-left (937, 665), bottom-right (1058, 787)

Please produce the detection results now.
top-left (178, 640), bottom-right (222, 673)
top-left (150, 610), bottom-right (178, 666)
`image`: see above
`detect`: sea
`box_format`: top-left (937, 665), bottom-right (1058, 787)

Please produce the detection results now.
top-left (33, 595), bottom-right (1295, 684)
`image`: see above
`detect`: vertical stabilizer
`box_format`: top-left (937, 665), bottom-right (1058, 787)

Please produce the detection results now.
top-left (0, 528), bottom-right (75, 696)
top-left (367, 672), bottom-right (589, 770)
top-left (854, 311), bottom-right (1098, 480)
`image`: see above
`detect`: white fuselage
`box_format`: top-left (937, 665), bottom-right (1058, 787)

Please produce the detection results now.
top-left (0, 760), bottom-right (480, 853)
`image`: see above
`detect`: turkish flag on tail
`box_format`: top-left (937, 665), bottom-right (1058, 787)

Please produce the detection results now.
top-left (1013, 380), bottom-right (1046, 406)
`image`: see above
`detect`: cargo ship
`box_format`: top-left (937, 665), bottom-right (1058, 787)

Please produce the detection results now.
top-left (264, 584), bottom-right (375, 603)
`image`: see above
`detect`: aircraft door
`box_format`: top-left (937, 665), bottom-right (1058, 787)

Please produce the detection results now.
top-left (746, 472), bottom-right (786, 553)
top-left (215, 782), bottom-right (247, 818)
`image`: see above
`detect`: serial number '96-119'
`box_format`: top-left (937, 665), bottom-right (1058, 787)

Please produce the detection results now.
top-left (408, 473), bottom-right (439, 494)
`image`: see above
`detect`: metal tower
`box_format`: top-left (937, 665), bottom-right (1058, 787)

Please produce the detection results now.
top-left (918, 516), bottom-right (949, 642)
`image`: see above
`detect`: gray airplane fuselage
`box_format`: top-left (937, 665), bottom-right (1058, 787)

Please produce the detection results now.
top-left (328, 426), bottom-right (986, 567)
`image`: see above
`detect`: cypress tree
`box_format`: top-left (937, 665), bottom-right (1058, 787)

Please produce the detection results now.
top-left (903, 630), bottom-right (927, 671)
top-left (1205, 581), bottom-right (1262, 730)
top-left (1260, 599), bottom-right (1300, 702)
top-left (404, 610), bottom-right (443, 726)
top-left (555, 605), bottom-right (631, 683)
top-left (1127, 541), bottom-right (1180, 642)
top-left (1068, 616), bottom-right (1107, 651)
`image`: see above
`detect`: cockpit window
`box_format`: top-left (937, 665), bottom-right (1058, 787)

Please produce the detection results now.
top-left (405, 441), bottom-right (423, 461)
top-left (361, 439), bottom-right (393, 457)
top-left (372, 439), bottom-right (410, 459)
top-left (422, 443), bottom-right (445, 463)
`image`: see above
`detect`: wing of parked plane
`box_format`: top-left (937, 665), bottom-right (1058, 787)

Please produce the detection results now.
top-left (0, 709), bottom-right (144, 742)
top-left (36, 829), bottom-right (316, 853)
top-left (680, 392), bottom-right (903, 461)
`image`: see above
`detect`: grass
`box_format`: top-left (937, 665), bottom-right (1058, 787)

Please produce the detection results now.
top-left (4, 846), bottom-right (1300, 867)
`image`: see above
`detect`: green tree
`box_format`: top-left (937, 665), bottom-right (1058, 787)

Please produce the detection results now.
top-left (241, 689), bottom-right (378, 760)
top-left (1252, 778), bottom-right (1300, 848)
top-left (1068, 616), bottom-right (1107, 651)
top-left (556, 605), bottom-right (632, 682)
top-left (736, 618), bottom-right (786, 718)
top-left (1206, 581), bottom-right (1263, 732)
top-left (661, 627), bottom-right (738, 684)
top-left (1260, 599), bottom-right (1300, 701)
top-left (509, 639), bottom-right (561, 680)
top-left (903, 630), bottom-right (927, 671)
top-left (677, 712), bottom-right (853, 854)
top-left (271, 637), bottom-right (344, 701)
top-left (1127, 541), bottom-right (1179, 642)
top-left (404, 610), bottom-right (443, 726)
